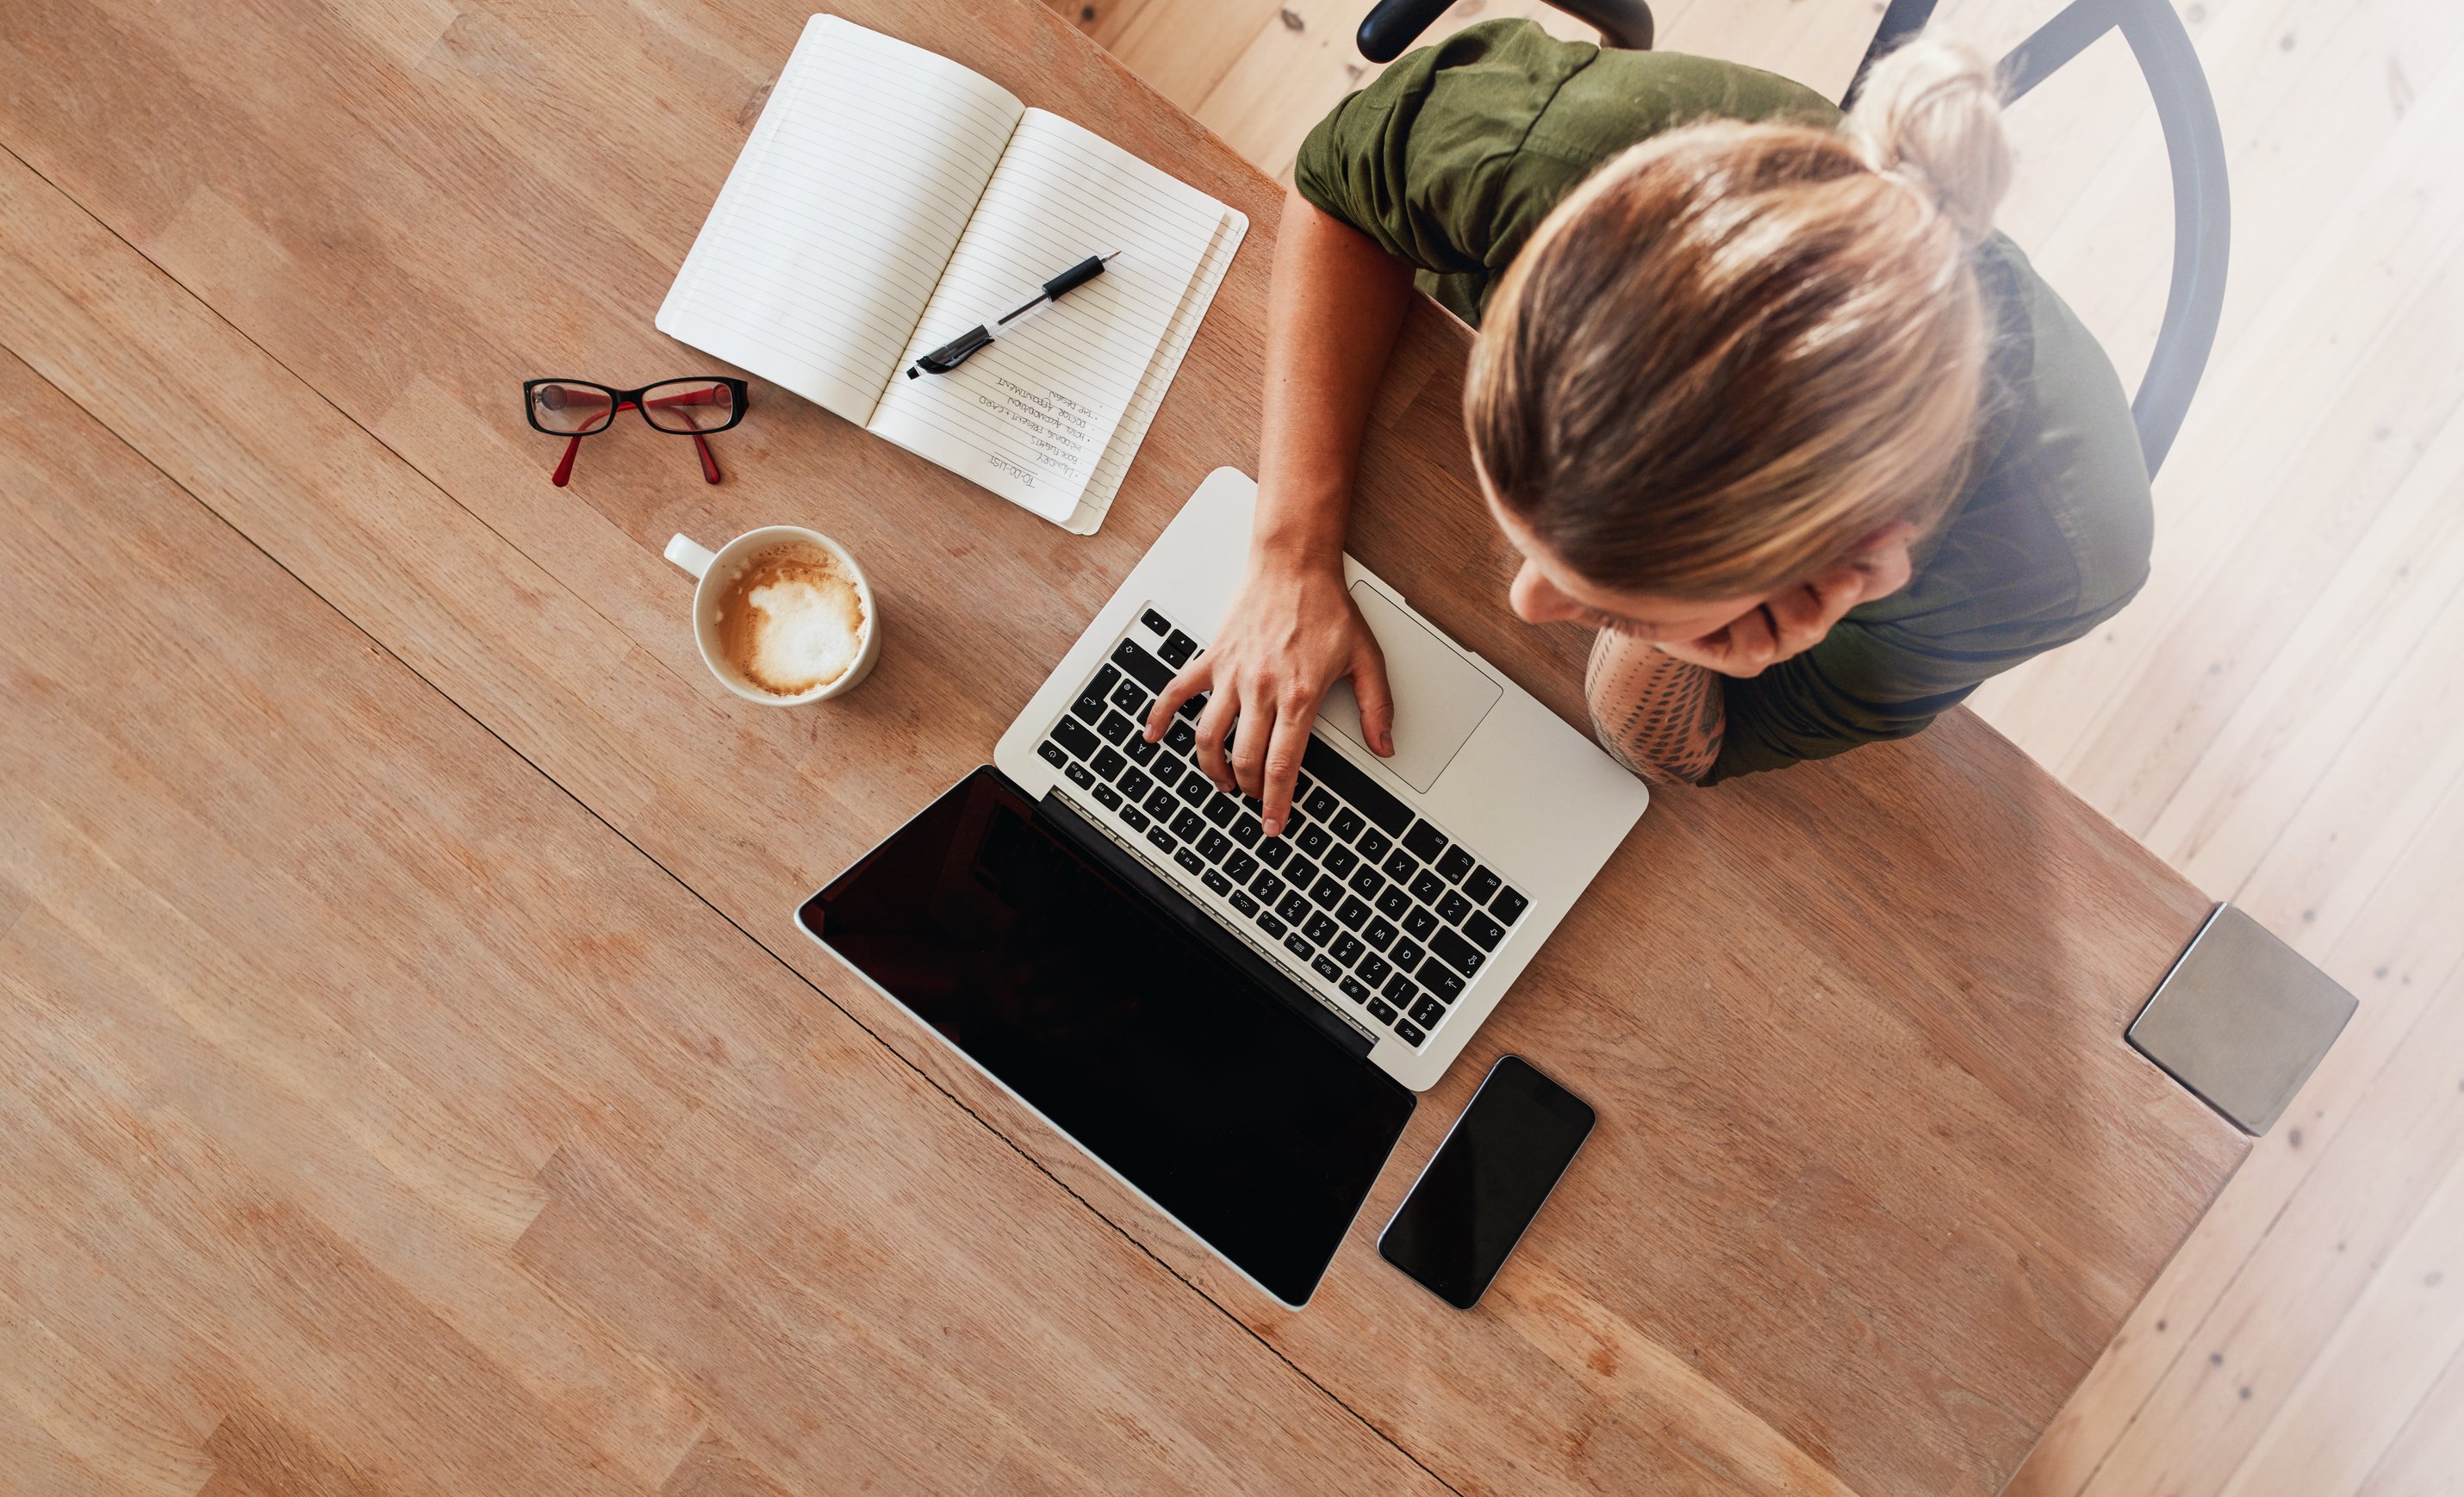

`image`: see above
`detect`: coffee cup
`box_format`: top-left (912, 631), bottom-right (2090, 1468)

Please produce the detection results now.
top-left (664, 526), bottom-right (880, 704)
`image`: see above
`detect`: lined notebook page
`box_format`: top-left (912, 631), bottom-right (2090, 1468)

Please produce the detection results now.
top-left (656, 16), bottom-right (1023, 424)
top-left (866, 109), bottom-right (1229, 521)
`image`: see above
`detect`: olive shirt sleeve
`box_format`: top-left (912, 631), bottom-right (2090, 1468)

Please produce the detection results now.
top-left (1291, 19), bottom-right (2155, 783)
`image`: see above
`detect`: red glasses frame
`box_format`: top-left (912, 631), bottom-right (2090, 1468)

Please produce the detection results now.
top-left (522, 377), bottom-right (750, 486)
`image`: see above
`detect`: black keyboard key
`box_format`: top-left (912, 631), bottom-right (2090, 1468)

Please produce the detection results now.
top-left (1089, 662), bottom-right (1121, 699)
top-left (1111, 637), bottom-right (1174, 693)
top-left (1417, 960), bottom-right (1465, 1002)
top-left (1150, 755), bottom-right (1184, 791)
top-left (1304, 912), bottom-right (1339, 945)
top-left (1255, 837), bottom-right (1291, 867)
top-left (1339, 976), bottom-right (1372, 1004)
top-left (1437, 890), bottom-right (1473, 924)
top-left (1376, 886), bottom-right (1411, 920)
top-left (1117, 767), bottom-right (1153, 802)
top-left (1409, 996), bottom-right (1446, 1028)
top-left (1160, 628), bottom-right (1199, 667)
top-left (1347, 866), bottom-right (1384, 899)
top-left (1174, 848), bottom-right (1205, 877)
top-left (1366, 999), bottom-right (1400, 1026)
top-left (1124, 734), bottom-right (1160, 766)
top-left (1224, 850), bottom-right (1259, 884)
top-left (1312, 956), bottom-right (1344, 984)
top-left (1428, 928), bottom-right (1485, 978)
top-left (1277, 891), bottom-right (1312, 923)
top-left (1409, 871), bottom-right (1445, 904)
top-left (1465, 866), bottom-right (1503, 904)
top-left (1330, 807), bottom-right (1366, 842)
top-left (1243, 793), bottom-right (1264, 813)
top-left (1201, 868), bottom-right (1232, 895)
top-left (1177, 774), bottom-right (1210, 807)
top-left (1253, 871), bottom-right (1286, 904)
top-left (1383, 973), bottom-right (1420, 1006)
top-left (1144, 786), bottom-right (1179, 819)
top-left (1178, 692), bottom-right (1205, 721)
top-left (1121, 805), bottom-right (1151, 833)
top-left (1092, 783), bottom-right (1123, 810)
top-left (1357, 953), bottom-right (1391, 986)
top-left (1229, 890), bottom-right (1260, 917)
top-left (1363, 917), bottom-right (1397, 951)
top-left (1147, 826), bottom-right (1177, 854)
top-left (1064, 762), bottom-right (1095, 789)
top-left (1391, 937), bottom-right (1425, 971)
top-left (1092, 746), bottom-right (1126, 780)
top-left (1437, 847), bottom-right (1476, 883)
top-left (1310, 876), bottom-right (1345, 910)
top-left (1403, 907), bottom-right (1438, 940)
top-left (1393, 1018), bottom-right (1425, 1046)
top-left (1296, 823), bottom-right (1332, 856)
top-left (1381, 848), bottom-right (1418, 882)
top-left (1300, 786), bottom-right (1340, 821)
top-left (1356, 828), bottom-right (1392, 861)
top-left (1073, 690), bottom-right (1106, 724)
top-left (1229, 814), bottom-right (1262, 848)
top-left (1464, 911), bottom-right (1507, 951)
top-left (1401, 818), bottom-right (1448, 863)
top-left (1299, 736), bottom-right (1413, 836)
top-left (1141, 608), bottom-right (1171, 636)
top-left (1257, 911), bottom-right (1288, 938)
top-left (1285, 856), bottom-right (1320, 890)
top-left (1490, 886), bottom-right (1528, 924)
top-left (1198, 829), bottom-right (1233, 862)
top-left (1285, 934), bottom-right (1315, 960)
top-left (1165, 719), bottom-right (1198, 755)
top-left (1171, 808), bottom-right (1206, 842)
top-left (1333, 934), bottom-right (1366, 966)
top-left (1322, 845), bottom-right (1359, 879)
top-left (1036, 741), bottom-right (1067, 769)
top-left (1051, 716), bottom-right (1099, 760)
top-left (1095, 711), bottom-right (1135, 748)
top-left (1335, 896), bottom-right (1372, 931)
top-left (1110, 678), bottom-right (1148, 716)
top-left (1204, 792), bottom-right (1238, 827)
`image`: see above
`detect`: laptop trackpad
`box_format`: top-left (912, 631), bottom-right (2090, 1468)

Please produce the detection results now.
top-left (1321, 584), bottom-right (1502, 793)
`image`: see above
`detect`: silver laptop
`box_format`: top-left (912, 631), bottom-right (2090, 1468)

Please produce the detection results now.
top-left (993, 468), bottom-right (1649, 1092)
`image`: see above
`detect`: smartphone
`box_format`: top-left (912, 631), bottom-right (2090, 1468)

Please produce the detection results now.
top-left (1378, 1055), bottom-right (1596, 1309)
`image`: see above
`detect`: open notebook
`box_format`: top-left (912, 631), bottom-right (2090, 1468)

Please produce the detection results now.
top-left (657, 16), bottom-right (1248, 533)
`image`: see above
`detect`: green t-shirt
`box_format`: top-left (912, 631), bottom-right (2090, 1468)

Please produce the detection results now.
top-left (1294, 20), bottom-right (2154, 782)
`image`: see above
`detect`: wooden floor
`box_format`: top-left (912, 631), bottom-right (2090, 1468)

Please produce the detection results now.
top-left (1055, 0), bottom-right (2464, 1491)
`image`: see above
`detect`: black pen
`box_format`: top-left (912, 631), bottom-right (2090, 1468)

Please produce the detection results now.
top-left (906, 252), bottom-right (1120, 378)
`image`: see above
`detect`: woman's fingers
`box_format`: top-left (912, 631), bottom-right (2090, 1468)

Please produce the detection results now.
top-left (1260, 697), bottom-right (1319, 836)
top-left (1349, 637), bottom-right (1397, 757)
top-left (1227, 687), bottom-right (1278, 799)
top-left (1145, 655), bottom-right (1213, 742)
top-left (1192, 681), bottom-right (1242, 792)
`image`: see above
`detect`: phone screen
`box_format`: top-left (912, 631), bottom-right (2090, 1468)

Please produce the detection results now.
top-left (1378, 1055), bottom-right (1595, 1308)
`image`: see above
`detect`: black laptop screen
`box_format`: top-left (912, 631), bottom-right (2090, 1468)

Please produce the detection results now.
top-left (799, 767), bottom-right (1414, 1306)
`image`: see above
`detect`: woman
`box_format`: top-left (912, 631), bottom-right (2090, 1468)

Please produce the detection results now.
top-left (1142, 22), bottom-right (2154, 839)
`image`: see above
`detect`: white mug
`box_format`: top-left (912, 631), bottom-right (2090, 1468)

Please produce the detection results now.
top-left (663, 525), bottom-right (880, 704)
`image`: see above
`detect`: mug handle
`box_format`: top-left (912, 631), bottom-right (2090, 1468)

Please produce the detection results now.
top-left (664, 533), bottom-right (717, 580)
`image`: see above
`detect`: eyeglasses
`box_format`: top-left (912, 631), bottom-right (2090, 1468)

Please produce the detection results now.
top-left (522, 377), bottom-right (750, 486)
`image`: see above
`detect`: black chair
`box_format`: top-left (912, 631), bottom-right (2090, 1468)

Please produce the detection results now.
top-left (1353, 0), bottom-right (2228, 476)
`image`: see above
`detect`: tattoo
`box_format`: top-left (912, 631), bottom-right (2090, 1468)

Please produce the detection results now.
top-left (1586, 631), bottom-right (1723, 784)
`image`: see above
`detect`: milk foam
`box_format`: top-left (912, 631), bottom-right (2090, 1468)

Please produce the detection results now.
top-left (716, 544), bottom-right (866, 695)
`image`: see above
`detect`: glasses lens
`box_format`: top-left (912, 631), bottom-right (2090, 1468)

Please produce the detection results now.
top-left (531, 382), bottom-right (615, 435)
top-left (638, 380), bottom-right (738, 433)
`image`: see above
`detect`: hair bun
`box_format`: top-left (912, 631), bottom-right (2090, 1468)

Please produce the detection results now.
top-left (1846, 38), bottom-right (2011, 240)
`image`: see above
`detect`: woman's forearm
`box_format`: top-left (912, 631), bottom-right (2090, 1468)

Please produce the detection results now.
top-left (1585, 630), bottom-right (1726, 784)
top-left (1254, 186), bottom-right (1417, 570)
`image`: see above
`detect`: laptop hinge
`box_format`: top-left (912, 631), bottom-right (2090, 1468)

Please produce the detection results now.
top-left (1034, 790), bottom-right (1378, 1061)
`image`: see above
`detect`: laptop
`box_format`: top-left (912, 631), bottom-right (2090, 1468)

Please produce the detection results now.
top-left (800, 469), bottom-right (1648, 1305)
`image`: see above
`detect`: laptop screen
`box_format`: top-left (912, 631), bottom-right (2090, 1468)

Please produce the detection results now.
top-left (800, 767), bottom-right (1414, 1307)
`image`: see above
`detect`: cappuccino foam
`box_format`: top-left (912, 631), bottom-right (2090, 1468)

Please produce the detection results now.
top-left (715, 544), bottom-right (866, 696)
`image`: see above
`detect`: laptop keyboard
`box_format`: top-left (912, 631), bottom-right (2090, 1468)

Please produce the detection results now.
top-left (1033, 606), bottom-right (1528, 1049)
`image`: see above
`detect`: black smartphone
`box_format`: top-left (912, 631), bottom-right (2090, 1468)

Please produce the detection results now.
top-left (1378, 1055), bottom-right (1596, 1309)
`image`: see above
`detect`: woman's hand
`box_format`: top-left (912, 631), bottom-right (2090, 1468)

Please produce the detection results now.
top-left (1655, 526), bottom-right (1915, 677)
top-left (1143, 556), bottom-right (1395, 837)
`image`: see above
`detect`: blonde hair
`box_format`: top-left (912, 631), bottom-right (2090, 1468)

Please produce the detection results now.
top-left (1465, 39), bottom-right (2013, 599)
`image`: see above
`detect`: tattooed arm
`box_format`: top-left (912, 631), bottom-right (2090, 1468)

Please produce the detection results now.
top-left (1584, 630), bottom-right (1724, 784)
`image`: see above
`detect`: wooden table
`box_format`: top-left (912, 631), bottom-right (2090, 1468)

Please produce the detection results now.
top-left (0, 1), bottom-right (2247, 1491)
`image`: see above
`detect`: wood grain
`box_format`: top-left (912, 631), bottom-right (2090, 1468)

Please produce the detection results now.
top-left (0, 0), bottom-right (2250, 1491)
